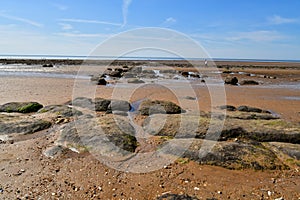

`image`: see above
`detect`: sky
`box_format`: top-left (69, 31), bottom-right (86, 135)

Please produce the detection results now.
top-left (0, 0), bottom-right (299, 60)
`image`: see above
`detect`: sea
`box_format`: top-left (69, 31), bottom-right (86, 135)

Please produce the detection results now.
top-left (0, 54), bottom-right (300, 63)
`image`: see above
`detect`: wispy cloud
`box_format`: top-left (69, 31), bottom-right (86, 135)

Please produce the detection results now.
top-left (268, 15), bottom-right (298, 25)
top-left (59, 23), bottom-right (73, 30)
top-left (122, 0), bottom-right (132, 27)
top-left (60, 18), bottom-right (122, 26)
top-left (227, 30), bottom-right (284, 42)
top-left (56, 32), bottom-right (112, 38)
top-left (0, 13), bottom-right (43, 28)
top-left (162, 17), bottom-right (177, 27)
top-left (52, 3), bottom-right (68, 11)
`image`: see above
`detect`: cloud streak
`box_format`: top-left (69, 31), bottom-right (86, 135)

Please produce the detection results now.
top-left (60, 18), bottom-right (122, 26)
top-left (122, 0), bottom-right (132, 27)
top-left (0, 13), bottom-right (43, 28)
top-left (162, 17), bottom-right (177, 27)
top-left (268, 15), bottom-right (298, 25)
top-left (227, 30), bottom-right (284, 42)
top-left (59, 23), bottom-right (73, 30)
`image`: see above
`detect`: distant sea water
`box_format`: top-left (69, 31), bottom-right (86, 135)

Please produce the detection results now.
top-left (0, 54), bottom-right (300, 63)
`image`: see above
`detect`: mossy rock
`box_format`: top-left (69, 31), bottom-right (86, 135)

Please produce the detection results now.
top-left (139, 100), bottom-right (183, 115)
top-left (0, 102), bottom-right (43, 113)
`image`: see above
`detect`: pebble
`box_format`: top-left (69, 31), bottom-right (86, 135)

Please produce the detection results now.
top-left (194, 187), bottom-right (200, 191)
top-left (274, 197), bottom-right (284, 200)
top-left (217, 191), bottom-right (222, 194)
top-left (267, 191), bottom-right (272, 196)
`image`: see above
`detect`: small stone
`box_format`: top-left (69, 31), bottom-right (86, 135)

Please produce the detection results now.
top-left (218, 191), bottom-right (222, 194)
top-left (194, 187), bottom-right (200, 191)
top-left (275, 197), bottom-right (284, 200)
top-left (51, 193), bottom-right (56, 196)
top-left (267, 191), bottom-right (272, 196)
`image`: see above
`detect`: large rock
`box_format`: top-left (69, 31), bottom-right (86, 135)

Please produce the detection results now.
top-left (0, 102), bottom-right (43, 113)
top-left (108, 100), bottom-right (131, 112)
top-left (237, 105), bottom-right (262, 113)
top-left (0, 113), bottom-right (51, 135)
top-left (109, 70), bottom-right (123, 78)
top-left (55, 115), bottom-right (137, 155)
top-left (66, 97), bottom-right (93, 109)
top-left (96, 78), bottom-right (107, 85)
top-left (38, 105), bottom-right (82, 117)
top-left (139, 100), bottom-right (183, 115)
top-left (94, 98), bottom-right (111, 111)
top-left (224, 76), bottom-right (238, 85)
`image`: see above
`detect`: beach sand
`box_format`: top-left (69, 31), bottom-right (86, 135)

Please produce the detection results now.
top-left (0, 60), bottom-right (299, 199)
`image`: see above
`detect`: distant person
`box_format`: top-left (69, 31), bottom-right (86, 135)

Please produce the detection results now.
top-left (204, 59), bottom-right (208, 66)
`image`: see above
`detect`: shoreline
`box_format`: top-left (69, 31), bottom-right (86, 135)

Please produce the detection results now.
top-left (1, 58), bottom-right (300, 69)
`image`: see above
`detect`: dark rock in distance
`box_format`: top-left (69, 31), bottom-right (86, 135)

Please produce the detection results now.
top-left (127, 78), bottom-right (145, 84)
top-left (237, 105), bottom-right (262, 113)
top-left (224, 76), bottom-right (238, 85)
top-left (97, 78), bottom-right (107, 85)
top-left (218, 105), bottom-right (236, 111)
top-left (0, 102), bottom-right (43, 113)
top-left (240, 80), bottom-right (259, 85)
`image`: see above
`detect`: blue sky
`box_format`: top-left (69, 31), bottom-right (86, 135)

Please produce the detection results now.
top-left (0, 0), bottom-right (299, 59)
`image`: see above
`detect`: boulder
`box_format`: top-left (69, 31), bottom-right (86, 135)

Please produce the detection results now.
top-left (67, 97), bottom-right (93, 109)
top-left (94, 98), bottom-right (111, 111)
top-left (127, 78), bottom-right (145, 84)
top-left (38, 105), bottom-right (82, 117)
top-left (0, 114), bottom-right (51, 135)
top-left (109, 70), bottom-right (123, 78)
top-left (237, 105), bottom-right (262, 113)
top-left (224, 76), bottom-right (238, 85)
top-left (139, 100), bottom-right (183, 115)
top-left (218, 105), bottom-right (236, 111)
top-left (108, 100), bottom-right (131, 112)
top-left (181, 71), bottom-right (189, 77)
top-left (0, 102), bottom-right (43, 113)
top-left (96, 78), bottom-right (107, 85)
top-left (240, 80), bottom-right (259, 85)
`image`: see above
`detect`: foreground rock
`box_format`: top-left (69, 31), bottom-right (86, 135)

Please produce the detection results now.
top-left (0, 113), bottom-right (51, 136)
top-left (52, 115), bottom-right (137, 156)
top-left (0, 102), bottom-right (43, 113)
top-left (139, 100), bottom-right (183, 115)
top-left (240, 80), bottom-right (259, 85)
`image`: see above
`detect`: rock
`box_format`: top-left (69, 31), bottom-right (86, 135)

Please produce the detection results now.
top-left (184, 96), bottom-right (197, 100)
top-left (223, 70), bottom-right (233, 74)
top-left (139, 100), bottom-right (183, 115)
top-left (0, 115), bottom-right (52, 135)
top-left (157, 193), bottom-right (199, 200)
top-left (39, 105), bottom-right (82, 117)
top-left (0, 102), bottom-right (43, 113)
top-left (43, 145), bottom-right (65, 158)
top-left (108, 100), bottom-right (131, 112)
top-left (112, 111), bottom-right (128, 116)
top-left (109, 70), bottom-right (123, 78)
top-left (129, 66), bottom-right (142, 74)
top-left (218, 105), bottom-right (236, 111)
top-left (94, 98), bottom-right (111, 111)
top-left (42, 64), bottom-right (54, 67)
top-left (67, 97), bottom-right (93, 109)
top-left (127, 78), bottom-right (145, 84)
top-left (237, 105), bottom-right (262, 113)
top-left (142, 70), bottom-right (155, 74)
top-left (240, 80), bottom-right (259, 85)
top-left (56, 116), bottom-right (138, 154)
top-left (96, 78), bottom-right (107, 85)
top-left (269, 142), bottom-right (300, 160)
top-left (123, 73), bottom-right (136, 78)
top-left (224, 76), bottom-right (238, 85)
top-left (181, 72), bottom-right (189, 77)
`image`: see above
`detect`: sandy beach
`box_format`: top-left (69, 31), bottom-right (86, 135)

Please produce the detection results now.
top-left (0, 59), bottom-right (299, 199)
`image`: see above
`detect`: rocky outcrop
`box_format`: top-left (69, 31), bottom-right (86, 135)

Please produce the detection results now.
top-left (0, 102), bottom-right (43, 113)
top-left (127, 78), bottom-right (145, 84)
